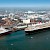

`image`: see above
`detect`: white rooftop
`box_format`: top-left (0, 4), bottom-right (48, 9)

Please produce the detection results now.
top-left (25, 11), bottom-right (35, 14)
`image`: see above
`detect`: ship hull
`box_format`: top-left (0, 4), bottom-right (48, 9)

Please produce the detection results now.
top-left (25, 27), bottom-right (50, 35)
top-left (0, 31), bottom-right (12, 36)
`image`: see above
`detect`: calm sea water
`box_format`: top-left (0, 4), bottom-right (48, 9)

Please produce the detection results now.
top-left (0, 29), bottom-right (50, 50)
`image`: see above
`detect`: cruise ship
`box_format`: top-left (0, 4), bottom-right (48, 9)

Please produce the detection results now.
top-left (24, 22), bottom-right (50, 34)
top-left (0, 26), bottom-right (12, 35)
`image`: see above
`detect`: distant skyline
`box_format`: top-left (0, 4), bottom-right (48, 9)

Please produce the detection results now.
top-left (0, 0), bottom-right (50, 8)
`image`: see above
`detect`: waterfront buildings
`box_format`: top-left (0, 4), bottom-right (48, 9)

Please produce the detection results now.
top-left (0, 9), bottom-right (50, 34)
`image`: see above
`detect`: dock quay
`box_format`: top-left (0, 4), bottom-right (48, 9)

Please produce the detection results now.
top-left (12, 25), bottom-right (27, 31)
top-left (24, 21), bottom-right (50, 34)
top-left (2, 23), bottom-right (27, 32)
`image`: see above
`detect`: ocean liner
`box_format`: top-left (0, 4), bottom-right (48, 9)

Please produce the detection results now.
top-left (24, 22), bottom-right (50, 34)
top-left (0, 26), bottom-right (11, 35)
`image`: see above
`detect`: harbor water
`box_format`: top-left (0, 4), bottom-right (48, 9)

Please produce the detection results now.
top-left (0, 29), bottom-right (50, 50)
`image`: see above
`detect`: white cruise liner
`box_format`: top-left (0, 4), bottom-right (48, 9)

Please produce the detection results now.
top-left (0, 26), bottom-right (11, 34)
top-left (24, 22), bottom-right (50, 33)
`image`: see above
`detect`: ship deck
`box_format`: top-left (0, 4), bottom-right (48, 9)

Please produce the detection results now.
top-left (25, 22), bottom-right (50, 32)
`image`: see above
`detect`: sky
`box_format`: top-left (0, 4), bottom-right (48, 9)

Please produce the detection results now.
top-left (0, 0), bottom-right (50, 7)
